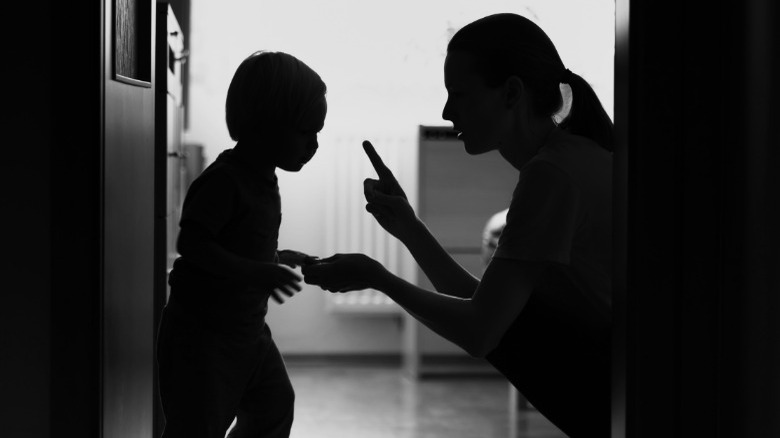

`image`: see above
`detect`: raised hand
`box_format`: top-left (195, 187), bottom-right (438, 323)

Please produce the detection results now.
top-left (362, 140), bottom-right (407, 199)
top-left (362, 140), bottom-right (417, 240)
top-left (301, 253), bottom-right (386, 293)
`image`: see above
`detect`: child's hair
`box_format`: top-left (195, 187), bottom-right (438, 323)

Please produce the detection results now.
top-left (226, 51), bottom-right (327, 142)
top-left (448, 13), bottom-right (614, 152)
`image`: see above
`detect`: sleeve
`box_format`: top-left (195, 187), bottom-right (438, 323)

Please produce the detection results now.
top-left (179, 169), bottom-right (238, 237)
top-left (493, 160), bottom-right (580, 266)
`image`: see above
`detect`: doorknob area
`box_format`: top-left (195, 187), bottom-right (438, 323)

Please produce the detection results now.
top-left (168, 151), bottom-right (187, 159)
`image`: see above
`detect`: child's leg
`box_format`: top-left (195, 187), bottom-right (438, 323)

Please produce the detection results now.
top-left (227, 329), bottom-right (295, 438)
top-left (157, 310), bottom-right (259, 438)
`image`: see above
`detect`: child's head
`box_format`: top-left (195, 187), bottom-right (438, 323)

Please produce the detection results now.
top-left (226, 51), bottom-right (327, 171)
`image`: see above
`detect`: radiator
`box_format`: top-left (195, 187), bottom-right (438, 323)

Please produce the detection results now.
top-left (322, 134), bottom-right (418, 315)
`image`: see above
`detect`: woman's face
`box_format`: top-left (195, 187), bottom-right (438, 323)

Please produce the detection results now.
top-left (441, 51), bottom-right (508, 155)
top-left (275, 95), bottom-right (327, 172)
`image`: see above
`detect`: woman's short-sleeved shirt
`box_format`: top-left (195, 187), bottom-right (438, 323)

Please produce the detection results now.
top-left (493, 129), bottom-right (612, 316)
top-left (486, 130), bottom-right (613, 437)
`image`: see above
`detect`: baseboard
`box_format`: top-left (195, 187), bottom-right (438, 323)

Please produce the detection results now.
top-left (283, 353), bottom-right (502, 378)
top-left (283, 353), bottom-right (402, 368)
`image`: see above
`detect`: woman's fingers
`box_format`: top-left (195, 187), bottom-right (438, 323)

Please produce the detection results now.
top-left (364, 178), bottom-right (380, 200)
top-left (366, 202), bottom-right (392, 218)
top-left (363, 141), bottom-right (407, 198)
top-left (362, 141), bottom-right (397, 183)
top-left (300, 254), bottom-right (359, 291)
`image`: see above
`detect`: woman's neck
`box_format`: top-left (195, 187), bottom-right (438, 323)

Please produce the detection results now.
top-left (501, 118), bottom-right (559, 170)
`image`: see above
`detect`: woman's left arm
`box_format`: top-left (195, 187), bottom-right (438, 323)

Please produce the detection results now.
top-left (304, 254), bottom-right (545, 358)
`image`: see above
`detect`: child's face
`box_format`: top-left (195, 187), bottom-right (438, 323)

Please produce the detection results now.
top-left (276, 95), bottom-right (327, 172)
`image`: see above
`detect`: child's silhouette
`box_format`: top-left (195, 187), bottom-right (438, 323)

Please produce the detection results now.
top-left (156, 50), bottom-right (326, 438)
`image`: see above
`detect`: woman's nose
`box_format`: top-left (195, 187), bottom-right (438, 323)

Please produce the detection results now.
top-left (441, 98), bottom-right (453, 122)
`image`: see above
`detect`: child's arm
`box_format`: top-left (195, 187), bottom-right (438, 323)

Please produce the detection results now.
top-left (277, 249), bottom-right (319, 268)
top-left (177, 222), bottom-right (302, 303)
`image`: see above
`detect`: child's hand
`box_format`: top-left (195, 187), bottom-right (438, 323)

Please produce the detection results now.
top-left (278, 249), bottom-right (320, 268)
top-left (302, 253), bottom-right (386, 293)
top-left (257, 263), bottom-right (303, 304)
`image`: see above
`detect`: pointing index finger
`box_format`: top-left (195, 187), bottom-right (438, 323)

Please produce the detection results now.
top-left (362, 140), bottom-right (395, 182)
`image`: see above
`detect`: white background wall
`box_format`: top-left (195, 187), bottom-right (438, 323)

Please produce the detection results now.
top-left (184, 0), bottom-right (615, 355)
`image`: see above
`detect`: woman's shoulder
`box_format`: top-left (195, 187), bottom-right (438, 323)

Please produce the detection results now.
top-left (539, 130), bottom-right (610, 161)
top-left (530, 131), bottom-right (611, 184)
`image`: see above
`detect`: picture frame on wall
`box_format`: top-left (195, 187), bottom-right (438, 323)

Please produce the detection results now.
top-left (114, 0), bottom-right (152, 87)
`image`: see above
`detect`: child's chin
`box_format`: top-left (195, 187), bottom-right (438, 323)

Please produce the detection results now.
top-left (279, 161), bottom-right (306, 172)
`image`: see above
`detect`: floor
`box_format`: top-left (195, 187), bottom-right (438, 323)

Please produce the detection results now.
top-left (283, 363), bottom-right (567, 438)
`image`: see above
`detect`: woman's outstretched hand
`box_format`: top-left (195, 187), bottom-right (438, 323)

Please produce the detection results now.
top-left (362, 140), bottom-right (417, 241)
top-left (302, 253), bottom-right (387, 293)
top-left (277, 249), bottom-right (319, 268)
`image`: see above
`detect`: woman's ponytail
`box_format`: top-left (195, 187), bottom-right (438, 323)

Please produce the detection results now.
top-left (559, 71), bottom-right (614, 152)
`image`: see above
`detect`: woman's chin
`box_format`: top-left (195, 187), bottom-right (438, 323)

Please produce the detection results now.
top-left (463, 140), bottom-right (492, 155)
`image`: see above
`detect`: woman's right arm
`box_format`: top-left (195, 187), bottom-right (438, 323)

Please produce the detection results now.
top-left (362, 141), bottom-right (479, 298)
top-left (396, 216), bottom-right (479, 298)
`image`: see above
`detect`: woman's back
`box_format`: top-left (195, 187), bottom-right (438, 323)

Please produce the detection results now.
top-left (487, 129), bottom-right (612, 437)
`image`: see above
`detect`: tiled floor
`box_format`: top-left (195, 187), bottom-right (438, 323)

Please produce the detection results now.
top-left (284, 363), bottom-right (567, 438)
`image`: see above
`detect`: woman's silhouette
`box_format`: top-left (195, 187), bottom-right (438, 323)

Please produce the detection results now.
top-left (304, 13), bottom-right (613, 437)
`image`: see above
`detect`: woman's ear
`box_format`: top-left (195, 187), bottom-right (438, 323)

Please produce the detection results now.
top-left (504, 76), bottom-right (525, 109)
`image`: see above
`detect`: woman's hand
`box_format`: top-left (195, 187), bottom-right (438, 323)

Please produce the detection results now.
top-left (362, 140), bottom-right (419, 241)
top-left (277, 249), bottom-right (319, 268)
top-left (254, 263), bottom-right (303, 304)
top-left (301, 253), bottom-right (388, 293)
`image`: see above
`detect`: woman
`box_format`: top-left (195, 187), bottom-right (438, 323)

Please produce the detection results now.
top-left (303, 13), bottom-right (613, 437)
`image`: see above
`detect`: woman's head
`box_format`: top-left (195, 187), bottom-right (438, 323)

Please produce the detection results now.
top-left (225, 51), bottom-right (327, 171)
top-left (444, 13), bottom-right (613, 152)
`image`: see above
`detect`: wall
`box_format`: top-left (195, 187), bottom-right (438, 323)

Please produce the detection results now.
top-left (4, 2), bottom-right (103, 438)
top-left (4, 2), bottom-right (54, 435)
top-left (612, 0), bottom-right (780, 435)
top-left (184, 0), bottom-right (615, 355)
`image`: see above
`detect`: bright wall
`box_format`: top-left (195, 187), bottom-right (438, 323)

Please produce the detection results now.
top-left (185, 0), bottom-right (615, 355)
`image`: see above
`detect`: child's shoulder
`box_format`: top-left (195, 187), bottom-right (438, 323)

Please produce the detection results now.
top-left (198, 149), bottom-right (242, 179)
top-left (188, 152), bottom-right (242, 192)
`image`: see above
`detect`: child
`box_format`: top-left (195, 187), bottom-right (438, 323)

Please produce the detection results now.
top-left (156, 50), bottom-right (327, 438)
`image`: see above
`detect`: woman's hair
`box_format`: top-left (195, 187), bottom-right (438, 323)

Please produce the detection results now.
top-left (448, 13), bottom-right (614, 152)
top-left (225, 51), bottom-right (327, 142)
